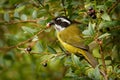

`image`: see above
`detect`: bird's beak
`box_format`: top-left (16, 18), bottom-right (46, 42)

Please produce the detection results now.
top-left (46, 21), bottom-right (54, 28)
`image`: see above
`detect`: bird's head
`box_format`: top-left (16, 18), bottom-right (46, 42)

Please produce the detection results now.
top-left (47, 16), bottom-right (72, 31)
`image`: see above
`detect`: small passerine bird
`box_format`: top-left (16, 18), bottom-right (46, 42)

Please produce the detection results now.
top-left (47, 16), bottom-right (98, 68)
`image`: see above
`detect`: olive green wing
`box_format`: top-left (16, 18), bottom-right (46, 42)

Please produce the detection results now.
top-left (59, 25), bottom-right (89, 51)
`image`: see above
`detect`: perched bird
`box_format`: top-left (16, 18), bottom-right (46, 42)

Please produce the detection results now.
top-left (47, 16), bottom-right (98, 68)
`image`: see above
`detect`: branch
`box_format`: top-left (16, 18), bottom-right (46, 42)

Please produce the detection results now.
top-left (61, 0), bottom-right (67, 16)
top-left (99, 45), bottom-right (108, 80)
top-left (0, 27), bottom-right (48, 51)
top-left (0, 20), bottom-right (37, 25)
top-left (37, 0), bottom-right (54, 17)
top-left (107, 0), bottom-right (120, 14)
top-left (96, 39), bottom-right (108, 80)
top-left (0, 18), bottom-right (43, 25)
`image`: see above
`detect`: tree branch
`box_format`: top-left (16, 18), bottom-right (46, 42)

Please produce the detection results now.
top-left (99, 45), bottom-right (108, 80)
top-left (0, 27), bottom-right (48, 52)
top-left (107, 0), bottom-right (120, 14)
top-left (96, 39), bottom-right (108, 80)
top-left (0, 18), bottom-right (42, 25)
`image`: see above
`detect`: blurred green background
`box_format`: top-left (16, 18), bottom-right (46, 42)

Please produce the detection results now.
top-left (0, 0), bottom-right (120, 80)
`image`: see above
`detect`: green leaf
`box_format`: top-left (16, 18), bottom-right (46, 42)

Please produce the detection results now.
top-left (3, 54), bottom-right (13, 60)
top-left (99, 21), bottom-right (120, 29)
top-left (15, 5), bottom-right (25, 12)
top-left (88, 22), bottom-right (95, 35)
top-left (64, 56), bottom-right (72, 66)
top-left (14, 11), bottom-right (20, 19)
top-left (82, 22), bottom-right (95, 36)
top-left (98, 33), bottom-right (111, 39)
top-left (82, 30), bottom-right (90, 36)
top-left (93, 48), bottom-right (101, 58)
top-left (21, 14), bottom-right (27, 21)
top-left (4, 12), bottom-right (10, 22)
top-left (40, 54), bottom-right (55, 62)
top-left (32, 10), bottom-right (37, 19)
top-left (87, 66), bottom-right (100, 80)
top-left (101, 13), bottom-right (111, 21)
top-left (22, 26), bottom-right (37, 35)
top-left (71, 54), bottom-right (81, 67)
top-left (32, 36), bottom-right (39, 41)
top-left (45, 4), bottom-right (49, 10)
top-left (94, 66), bottom-right (100, 80)
top-left (47, 46), bottom-right (57, 54)
top-left (65, 68), bottom-right (77, 77)
top-left (35, 42), bottom-right (44, 53)
top-left (37, 20), bottom-right (46, 26)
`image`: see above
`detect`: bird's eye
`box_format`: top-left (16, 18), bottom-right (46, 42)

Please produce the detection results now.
top-left (56, 19), bottom-right (62, 25)
top-left (61, 22), bottom-right (69, 27)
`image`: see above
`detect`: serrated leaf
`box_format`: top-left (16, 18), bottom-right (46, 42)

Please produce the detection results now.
top-left (32, 10), bottom-right (37, 19)
top-left (47, 46), bottom-right (57, 54)
top-left (21, 14), bottom-right (27, 21)
top-left (98, 33), bottom-right (111, 39)
top-left (22, 26), bottom-right (37, 34)
top-left (101, 13), bottom-right (111, 21)
top-left (4, 12), bottom-right (10, 22)
top-left (71, 54), bottom-right (81, 67)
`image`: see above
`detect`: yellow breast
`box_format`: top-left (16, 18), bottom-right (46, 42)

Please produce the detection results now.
top-left (57, 33), bottom-right (85, 54)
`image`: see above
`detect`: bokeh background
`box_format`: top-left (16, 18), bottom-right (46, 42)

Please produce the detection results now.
top-left (0, 0), bottom-right (120, 80)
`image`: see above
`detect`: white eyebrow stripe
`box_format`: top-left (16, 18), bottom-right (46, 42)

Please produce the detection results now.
top-left (57, 18), bottom-right (71, 24)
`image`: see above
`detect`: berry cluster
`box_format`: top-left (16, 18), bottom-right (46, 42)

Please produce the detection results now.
top-left (87, 7), bottom-right (96, 19)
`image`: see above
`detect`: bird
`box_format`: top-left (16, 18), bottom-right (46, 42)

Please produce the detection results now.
top-left (46, 16), bottom-right (98, 68)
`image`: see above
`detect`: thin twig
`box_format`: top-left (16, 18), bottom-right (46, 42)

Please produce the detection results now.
top-left (61, 0), bottom-right (67, 16)
top-left (107, 0), bottom-right (120, 14)
top-left (99, 43), bottom-right (108, 80)
top-left (0, 27), bottom-right (48, 51)
top-left (94, 38), bottom-right (108, 80)
top-left (37, 0), bottom-right (54, 17)
top-left (0, 18), bottom-right (42, 25)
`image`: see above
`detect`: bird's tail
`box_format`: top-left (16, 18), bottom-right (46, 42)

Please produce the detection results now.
top-left (79, 51), bottom-right (98, 68)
